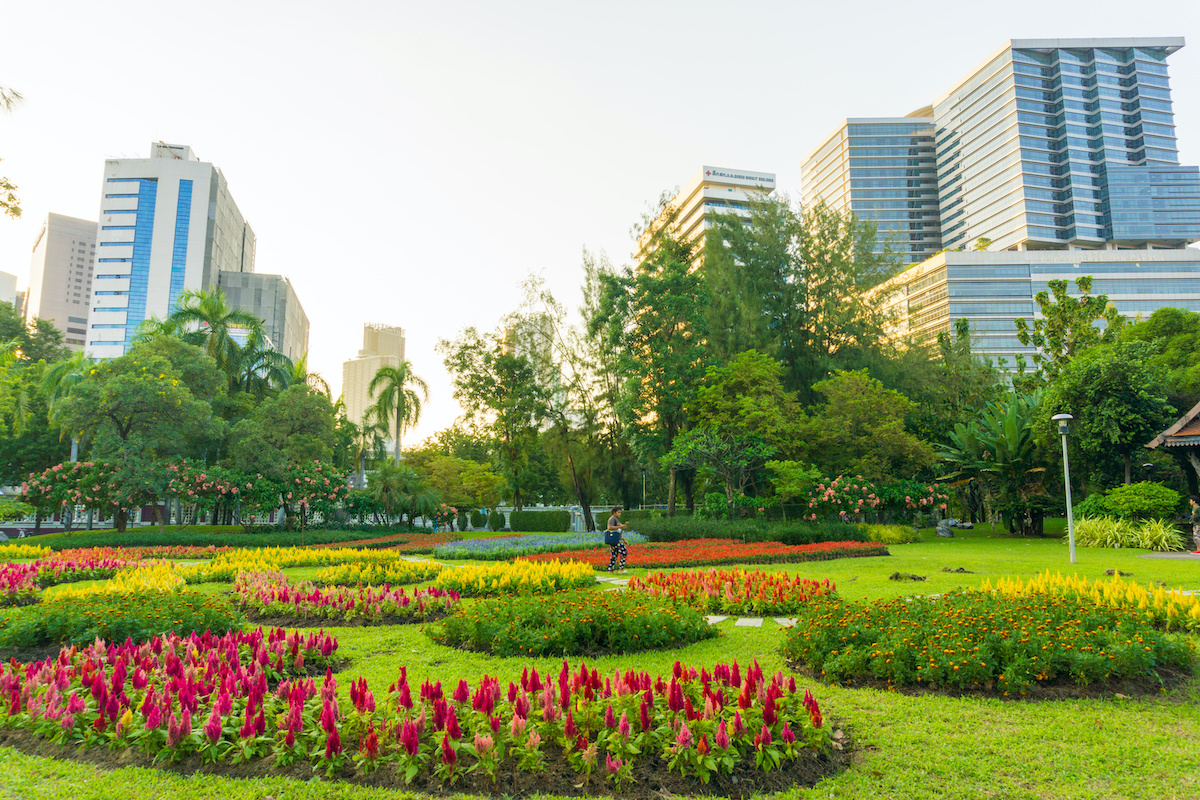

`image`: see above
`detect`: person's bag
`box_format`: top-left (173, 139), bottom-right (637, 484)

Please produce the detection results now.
top-left (604, 529), bottom-right (621, 546)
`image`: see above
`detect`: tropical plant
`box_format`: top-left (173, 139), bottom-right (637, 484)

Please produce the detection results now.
top-left (167, 288), bottom-right (262, 374)
top-left (367, 361), bottom-right (429, 464)
top-left (369, 461), bottom-right (440, 528)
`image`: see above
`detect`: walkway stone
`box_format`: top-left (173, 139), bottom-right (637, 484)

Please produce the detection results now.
top-left (774, 618), bottom-right (797, 627)
top-left (1138, 552), bottom-right (1200, 560)
top-left (734, 617), bottom-right (763, 628)
top-left (704, 615), bottom-right (728, 625)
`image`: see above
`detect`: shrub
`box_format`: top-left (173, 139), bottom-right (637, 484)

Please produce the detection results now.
top-left (457, 509), bottom-right (471, 531)
top-left (470, 509), bottom-right (486, 529)
top-left (31, 526), bottom-right (418, 551)
top-left (0, 588), bottom-right (243, 648)
top-left (627, 568), bottom-right (837, 614)
top-left (432, 559), bottom-right (596, 597)
top-left (782, 590), bottom-right (1195, 694)
top-left (430, 589), bottom-right (717, 656)
top-left (863, 524), bottom-right (922, 545)
top-left (1072, 516), bottom-right (1186, 552)
top-left (635, 516), bottom-right (869, 544)
top-left (1135, 518), bottom-right (1188, 551)
top-left (508, 509), bottom-right (571, 532)
top-left (695, 492), bottom-right (731, 520)
top-left (487, 509), bottom-right (505, 531)
top-left (1072, 492), bottom-right (1110, 520)
top-left (1101, 482), bottom-right (1182, 520)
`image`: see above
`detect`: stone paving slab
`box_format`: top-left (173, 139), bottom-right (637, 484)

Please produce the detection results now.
top-left (774, 618), bottom-right (798, 627)
top-left (734, 617), bottom-right (763, 628)
top-left (1138, 552), bottom-right (1200, 560)
top-left (704, 616), bottom-right (729, 625)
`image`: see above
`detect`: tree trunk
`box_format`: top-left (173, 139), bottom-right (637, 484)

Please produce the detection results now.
top-left (565, 450), bottom-right (595, 531)
top-left (155, 500), bottom-right (166, 531)
top-left (667, 466), bottom-right (677, 516)
top-left (34, 508), bottom-right (42, 535)
top-left (114, 508), bottom-right (128, 533)
top-left (1125, 453), bottom-right (1132, 485)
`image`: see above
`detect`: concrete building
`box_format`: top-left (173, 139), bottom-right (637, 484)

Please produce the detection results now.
top-left (216, 271), bottom-right (309, 362)
top-left (24, 213), bottom-right (97, 348)
top-left (636, 166), bottom-right (776, 266)
top-left (342, 324), bottom-right (406, 454)
top-left (86, 142), bottom-right (256, 358)
top-left (873, 249), bottom-right (1200, 366)
top-left (0, 271), bottom-right (17, 309)
top-left (801, 115), bottom-right (942, 265)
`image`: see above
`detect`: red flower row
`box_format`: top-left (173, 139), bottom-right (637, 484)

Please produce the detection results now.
top-left (524, 539), bottom-right (888, 568)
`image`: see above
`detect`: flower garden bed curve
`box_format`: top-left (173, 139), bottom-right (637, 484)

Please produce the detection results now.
top-left (523, 539), bottom-right (889, 569)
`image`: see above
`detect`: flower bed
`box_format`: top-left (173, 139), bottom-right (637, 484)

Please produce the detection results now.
top-left (524, 539), bottom-right (889, 568)
top-left (53, 544), bottom-right (232, 560)
top-left (433, 532), bottom-right (648, 561)
top-left (0, 563), bottom-right (39, 607)
top-left (314, 560), bottom-right (444, 587)
top-left (181, 546), bottom-right (406, 583)
top-left (234, 571), bottom-right (459, 625)
top-left (0, 646), bottom-right (839, 794)
top-left (50, 561), bottom-right (184, 599)
top-left (0, 543), bottom-right (51, 560)
top-left (432, 559), bottom-right (596, 597)
top-left (627, 569), bottom-right (837, 615)
top-left (389, 532), bottom-right (465, 553)
top-left (983, 570), bottom-right (1200, 634)
top-left (430, 590), bottom-right (717, 656)
top-left (35, 555), bottom-right (140, 588)
top-left (781, 590), bottom-right (1196, 696)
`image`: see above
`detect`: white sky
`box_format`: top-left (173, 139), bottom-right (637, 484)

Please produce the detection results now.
top-left (2, 0), bottom-right (1198, 444)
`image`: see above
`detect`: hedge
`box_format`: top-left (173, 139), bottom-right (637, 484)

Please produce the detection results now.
top-left (507, 509), bottom-right (570, 532)
top-left (633, 516), bottom-right (869, 545)
top-left (29, 526), bottom-right (415, 551)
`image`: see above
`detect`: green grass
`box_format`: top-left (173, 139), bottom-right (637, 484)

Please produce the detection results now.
top-left (1, 525), bottom-right (1198, 799)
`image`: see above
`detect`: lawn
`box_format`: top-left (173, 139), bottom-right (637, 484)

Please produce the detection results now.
top-left (1, 524), bottom-right (1197, 799)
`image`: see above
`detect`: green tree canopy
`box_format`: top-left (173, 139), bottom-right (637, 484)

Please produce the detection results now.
top-left (1118, 306), bottom-right (1200, 415)
top-left (1014, 276), bottom-right (1126, 387)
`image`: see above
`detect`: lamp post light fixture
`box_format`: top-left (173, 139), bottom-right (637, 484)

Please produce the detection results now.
top-left (1052, 413), bottom-right (1076, 564)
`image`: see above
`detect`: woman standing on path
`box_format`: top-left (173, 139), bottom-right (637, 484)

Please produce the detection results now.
top-left (606, 506), bottom-right (629, 572)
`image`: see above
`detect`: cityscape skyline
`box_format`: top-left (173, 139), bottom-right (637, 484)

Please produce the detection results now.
top-left (2, 2), bottom-right (1198, 444)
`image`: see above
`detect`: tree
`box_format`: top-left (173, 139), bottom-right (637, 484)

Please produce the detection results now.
top-left (367, 361), bottom-right (429, 464)
top-left (369, 461), bottom-right (440, 528)
top-left (1014, 276), bottom-right (1125, 386)
top-left (594, 195), bottom-right (710, 514)
top-left (0, 362), bottom-right (69, 483)
top-left (1037, 341), bottom-right (1176, 486)
top-left (0, 301), bottom-right (69, 365)
top-left (439, 328), bottom-right (546, 511)
top-left (1118, 307), bottom-right (1200, 414)
top-left (229, 385), bottom-right (338, 476)
top-left (167, 288), bottom-right (262, 375)
top-left (1, 85), bottom-right (21, 220)
top-left (226, 326), bottom-right (292, 398)
top-left (802, 370), bottom-right (937, 484)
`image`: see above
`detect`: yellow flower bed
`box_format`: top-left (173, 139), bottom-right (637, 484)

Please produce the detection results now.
top-left (982, 570), bottom-right (1200, 633)
top-left (180, 546), bottom-right (404, 583)
top-left (52, 561), bottom-right (184, 599)
top-left (434, 559), bottom-right (595, 597)
top-left (314, 559), bottom-right (445, 586)
top-left (0, 543), bottom-right (51, 561)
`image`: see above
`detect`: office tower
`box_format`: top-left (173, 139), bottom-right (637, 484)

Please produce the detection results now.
top-left (933, 38), bottom-right (1200, 251)
top-left (636, 166), bottom-right (776, 266)
top-left (216, 271), bottom-right (310, 362)
top-left (0, 271), bottom-right (17, 308)
top-left (24, 213), bottom-right (97, 348)
top-left (801, 114), bottom-right (942, 265)
top-left (86, 142), bottom-right (256, 358)
top-left (342, 324), bottom-right (407, 454)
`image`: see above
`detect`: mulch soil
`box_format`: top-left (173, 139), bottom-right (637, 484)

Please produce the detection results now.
top-left (787, 661), bottom-right (1196, 702)
top-left (0, 724), bottom-right (852, 798)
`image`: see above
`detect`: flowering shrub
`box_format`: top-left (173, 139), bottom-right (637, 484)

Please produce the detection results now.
top-left (983, 570), bottom-right (1200, 634)
top-left (802, 476), bottom-right (881, 521)
top-left (431, 590), bottom-right (716, 656)
top-left (0, 563), bottom-right (40, 607)
top-left (524, 539), bottom-right (889, 568)
top-left (0, 639), bottom-right (831, 789)
top-left (181, 547), bottom-right (406, 584)
top-left (235, 571), bottom-right (460, 624)
top-left (782, 590), bottom-right (1196, 695)
top-left (0, 543), bottom-right (51, 560)
top-left (874, 479), bottom-right (950, 519)
top-left (432, 560), bottom-right (596, 597)
top-left (627, 569), bottom-right (837, 615)
top-left (434, 532), bottom-right (648, 561)
top-left (0, 586), bottom-right (243, 648)
top-left (314, 560), bottom-right (445, 586)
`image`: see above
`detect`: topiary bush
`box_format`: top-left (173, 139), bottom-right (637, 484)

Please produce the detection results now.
top-left (508, 509), bottom-right (570, 532)
top-left (470, 509), bottom-right (486, 529)
top-left (1101, 482), bottom-right (1182, 520)
top-left (487, 509), bottom-right (506, 531)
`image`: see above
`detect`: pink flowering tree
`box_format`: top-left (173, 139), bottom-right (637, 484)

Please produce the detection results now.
top-left (802, 475), bottom-right (882, 522)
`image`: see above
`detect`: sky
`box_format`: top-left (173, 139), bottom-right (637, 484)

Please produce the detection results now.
top-left (2, 0), bottom-right (1198, 444)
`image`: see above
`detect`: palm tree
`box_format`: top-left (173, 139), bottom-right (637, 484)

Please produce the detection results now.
top-left (286, 354), bottom-right (331, 399)
top-left (40, 349), bottom-right (95, 459)
top-left (367, 361), bottom-right (429, 464)
top-left (369, 461), bottom-right (440, 528)
top-left (228, 327), bottom-right (292, 397)
top-left (168, 288), bottom-right (261, 374)
top-left (351, 403), bottom-right (390, 488)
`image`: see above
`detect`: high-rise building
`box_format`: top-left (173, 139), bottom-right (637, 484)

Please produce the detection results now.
top-left (806, 38), bottom-right (1200, 365)
top-left (0, 271), bottom-right (17, 309)
top-left (933, 38), bottom-right (1200, 252)
top-left (342, 324), bottom-right (406, 454)
top-left (86, 142), bottom-right (256, 358)
top-left (216, 271), bottom-right (309, 362)
top-left (801, 114), bottom-right (942, 265)
top-left (636, 166), bottom-right (776, 266)
top-left (24, 213), bottom-right (97, 348)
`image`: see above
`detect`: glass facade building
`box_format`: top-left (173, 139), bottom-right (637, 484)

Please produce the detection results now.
top-left (934, 38), bottom-right (1200, 251)
top-left (801, 115), bottom-right (942, 265)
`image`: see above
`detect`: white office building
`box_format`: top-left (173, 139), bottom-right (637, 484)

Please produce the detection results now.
top-left (86, 142), bottom-right (255, 358)
top-left (24, 213), bottom-right (98, 348)
top-left (342, 324), bottom-right (407, 455)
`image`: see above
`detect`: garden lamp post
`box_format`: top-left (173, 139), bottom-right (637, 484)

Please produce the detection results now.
top-left (1053, 413), bottom-right (1076, 564)
top-left (641, 468), bottom-right (647, 509)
